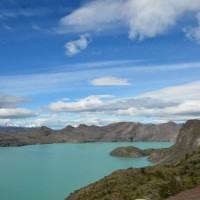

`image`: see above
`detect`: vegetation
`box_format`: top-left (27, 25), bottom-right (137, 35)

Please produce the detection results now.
top-left (109, 146), bottom-right (155, 158)
top-left (66, 148), bottom-right (200, 200)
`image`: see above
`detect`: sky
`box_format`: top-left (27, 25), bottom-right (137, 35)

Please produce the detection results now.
top-left (1, 0), bottom-right (200, 128)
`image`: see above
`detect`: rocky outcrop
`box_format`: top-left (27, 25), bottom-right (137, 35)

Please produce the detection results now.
top-left (0, 121), bottom-right (180, 147)
top-left (148, 119), bottom-right (200, 164)
top-left (110, 146), bottom-right (155, 158)
top-left (132, 122), bottom-right (180, 142)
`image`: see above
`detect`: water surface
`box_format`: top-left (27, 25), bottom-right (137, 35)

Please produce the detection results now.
top-left (0, 142), bottom-right (173, 200)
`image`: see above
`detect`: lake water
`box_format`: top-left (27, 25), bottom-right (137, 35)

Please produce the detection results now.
top-left (0, 142), bottom-right (173, 200)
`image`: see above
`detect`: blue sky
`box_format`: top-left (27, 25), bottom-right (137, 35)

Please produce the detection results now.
top-left (1, 0), bottom-right (200, 128)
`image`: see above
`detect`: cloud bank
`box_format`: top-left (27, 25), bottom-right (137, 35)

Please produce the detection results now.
top-left (3, 80), bottom-right (200, 128)
top-left (47, 81), bottom-right (200, 122)
top-left (60, 0), bottom-right (200, 42)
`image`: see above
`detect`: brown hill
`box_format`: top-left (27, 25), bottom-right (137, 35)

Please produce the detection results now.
top-left (0, 122), bottom-right (180, 147)
top-left (65, 148), bottom-right (200, 200)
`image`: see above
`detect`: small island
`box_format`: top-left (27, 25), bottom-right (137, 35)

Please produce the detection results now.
top-left (109, 146), bottom-right (155, 158)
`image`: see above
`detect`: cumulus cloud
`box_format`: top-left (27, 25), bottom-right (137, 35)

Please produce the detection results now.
top-left (65, 34), bottom-right (92, 56)
top-left (90, 76), bottom-right (131, 86)
top-left (47, 95), bottom-right (114, 113)
top-left (60, 0), bottom-right (200, 41)
top-left (46, 94), bottom-right (178, 114)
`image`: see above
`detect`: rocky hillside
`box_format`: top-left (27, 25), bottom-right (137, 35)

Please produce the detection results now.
top-left (65, 120), bottom-right (200, 200)
top-left (132, 122), bottom-right (180, 142)
top-left (0, 122), bottom-right (180, 147)
top-left (65, 147), bottom-right (200, 200)
top-left (149, 119), bottom-right (200, 164)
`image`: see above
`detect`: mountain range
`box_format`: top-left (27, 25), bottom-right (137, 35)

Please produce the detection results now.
top-left (0, 122), bottom-right (180, 147)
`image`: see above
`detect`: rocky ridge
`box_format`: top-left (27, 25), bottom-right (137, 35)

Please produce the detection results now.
top-left (148, 119), bottom-right (200, 164)
top-left (0, 122), bottom-right (180, 147)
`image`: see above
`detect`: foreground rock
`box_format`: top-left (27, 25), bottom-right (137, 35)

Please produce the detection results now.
top-left (110, 146), bottom-right (155, 158)
top-left (0, 122), bottom-right (180, 147)
top-left (65, 119), bottom-right (200, 200)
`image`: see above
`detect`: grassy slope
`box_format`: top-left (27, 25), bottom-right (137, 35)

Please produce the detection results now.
top-left (66, 149), bottom-right (200, 200)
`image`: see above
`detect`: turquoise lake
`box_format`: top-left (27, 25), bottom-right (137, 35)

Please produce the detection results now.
top-left (0, 142), bottom-right (173, 200)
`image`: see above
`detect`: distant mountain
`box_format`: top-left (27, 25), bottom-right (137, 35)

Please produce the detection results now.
top-left (0, 126), bottom-right (36, 134)
top-left (0, 122), bottom-right (180, 147)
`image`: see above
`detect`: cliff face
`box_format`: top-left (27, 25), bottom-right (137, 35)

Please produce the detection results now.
top-left (149, 119), bottom-right (200, 164)
top-left (133, 122), bottom-right (180, 142)
top-left (0, 122), bottom-right (180, 147)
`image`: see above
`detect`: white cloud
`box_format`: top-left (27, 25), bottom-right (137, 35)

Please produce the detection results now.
top-left (65, 34), bottom-right (92, 56)
top-left (0, 92), bottom-right (31, 108)
top-left (90, 76), bottom-right (131, 86)
top-left (0, 108), bottom-right (37, 119)
top-left (0, 92), bottom-right (37, 119)
top-left (0, 7), bottom-right (55, 20)
top-left (60, 0), bottom-right (200, 41)
top-left (116, 100), bottom-right (200, 118)
top-left (47, 95), bottom-right (114, 113)
top-left (185, 26), bottom-right (200, 43)
top-left (47, 95), bottom-right (177, 114)
top-left (46, 80), bottom-right (200, 123)
top-left (141, 81), bottom-right (200, 102)
top-left (184, 13), bottom-right (200, 44)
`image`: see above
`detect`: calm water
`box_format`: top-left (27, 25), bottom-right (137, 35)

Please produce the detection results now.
top-left (0, 142), bottom-right (173, 200)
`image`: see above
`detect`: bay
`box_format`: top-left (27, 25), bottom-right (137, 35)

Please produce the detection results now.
top-left (0, 142), bottom-right (173, 200)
